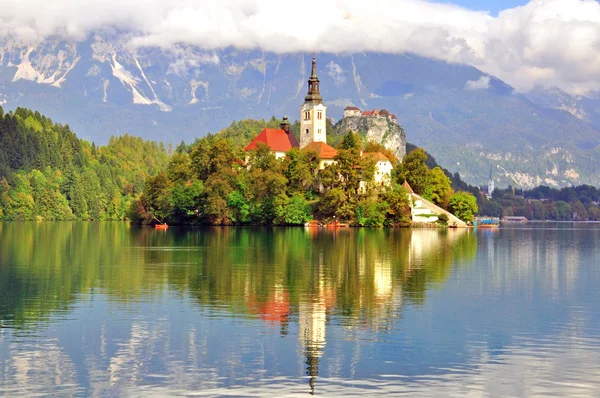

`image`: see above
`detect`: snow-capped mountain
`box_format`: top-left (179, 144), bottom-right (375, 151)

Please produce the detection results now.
top-left (2, 33), bottom-right (600, 188)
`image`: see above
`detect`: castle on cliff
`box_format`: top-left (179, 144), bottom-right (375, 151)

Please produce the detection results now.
top-left (343, 106), bottom-right (398, 124)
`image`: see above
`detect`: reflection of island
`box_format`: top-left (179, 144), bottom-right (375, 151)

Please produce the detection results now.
top-left (246, 283), bottom-right (291, 335)
top-left (0, 223), bottom-right (478, 395)
top-left (2, 223), bottom-right (600, 395)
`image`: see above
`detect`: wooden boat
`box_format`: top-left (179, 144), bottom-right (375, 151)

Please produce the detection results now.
top-left (155, 223), bottom-right (169, 230)
top-left (304, 220), bottom-right (320, 228)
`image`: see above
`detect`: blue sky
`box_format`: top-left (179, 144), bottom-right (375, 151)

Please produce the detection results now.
top-left (442, 0), bottom-right (529, 15)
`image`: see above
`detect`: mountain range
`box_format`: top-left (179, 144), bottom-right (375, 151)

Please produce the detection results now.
top-left (1, 33), bottom-right (600, 188)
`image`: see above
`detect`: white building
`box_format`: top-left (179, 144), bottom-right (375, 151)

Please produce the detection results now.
top-left (300, 55), bottom-right (328, 149)
top-left (343, 106), bottom-right (361, 118)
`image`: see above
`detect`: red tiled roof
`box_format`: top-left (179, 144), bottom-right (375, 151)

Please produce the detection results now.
top-left (302, 141), bottom-right (338, 159)
top-left (362, 111), bottom-right (372, 116)
top-left (345, 106), bottom-right (360, 111)
top-left (244, 128), bottom-right (298, 152)
top-left (362, 152), bottom-right (390, 162)
top-left (402, 181), bottom-right (415, 194)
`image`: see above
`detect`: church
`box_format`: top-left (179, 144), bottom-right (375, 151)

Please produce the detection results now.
top-left (244, 55), bottom-right (392, 181)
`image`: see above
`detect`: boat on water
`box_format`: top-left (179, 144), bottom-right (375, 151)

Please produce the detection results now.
top-left (474, 217), bottom-right (500, 228)
top-left (304, 220), bottom-right (320, 228)
top-left (155, 223), bottom-right (169, 230)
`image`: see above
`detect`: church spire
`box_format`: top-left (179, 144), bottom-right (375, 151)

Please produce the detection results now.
top-left (305, 53), bottom-right (322, 104)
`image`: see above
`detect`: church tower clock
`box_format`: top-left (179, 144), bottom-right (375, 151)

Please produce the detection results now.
top-left (300, 55), bottom-right (327, 149)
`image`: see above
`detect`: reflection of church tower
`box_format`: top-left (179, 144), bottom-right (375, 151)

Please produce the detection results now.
top-left (300, 54), bottom-right (327, 149)
top-left (299, 271), bottom-right (327, 395)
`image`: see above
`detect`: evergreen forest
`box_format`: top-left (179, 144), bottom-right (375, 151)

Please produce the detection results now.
top-left (0, 106), bottom-right (168, 221)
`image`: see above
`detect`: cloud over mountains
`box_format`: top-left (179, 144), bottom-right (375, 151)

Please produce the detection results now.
top-left (1, 0), bottom-right (600, 94)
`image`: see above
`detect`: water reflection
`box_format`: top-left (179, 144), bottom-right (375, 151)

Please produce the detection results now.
top-left (0, 223), bottom-right (599, 396)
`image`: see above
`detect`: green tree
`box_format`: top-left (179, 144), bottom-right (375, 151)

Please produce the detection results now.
top-left (282, 147), bottom-right (319, 196)
top-left (339, 131), bottom-right (359, 150)
top-left (68, 174), bottom-right (89, 219)
top-left (167, 152), bottom-right (193, 185)
top-left (552, 201), bottom-right (571, 221)
top-left (571, 200), bottom-right (587, 221)
top-left (284, 194), bottom-right (311, 225)
top-left (139, 171), bottom-right (172, 223)
top-left (588, 205), bottom-right (600, 221)
top-left (380, 184), bottom-right (411, 225)
top-left (170, 180), bottom-right (204, 221)
top-left (190, 136), bottom-right (241, 181)
top-left (423, 167), bottom-right (453, 208)
top-left (319, 187), bottom-right (347, 218)
top-left (401, 148), bottom-right (430, 195)
top-left (6, 174), bottom-right (35, 220)
top-left (227, 189), bottom-right (250, 224)
top-left (355, 198), bottom-right (387, 227)
top-left (202, 173), bottom-right (235, 225)
top-left (449, 191), bottom-right (478, 222)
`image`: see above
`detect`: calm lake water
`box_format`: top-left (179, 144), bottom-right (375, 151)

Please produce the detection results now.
top-left (0, 223), bottom-right (599, 397)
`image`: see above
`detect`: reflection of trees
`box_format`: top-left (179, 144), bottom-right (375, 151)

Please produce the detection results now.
top-left (0, 224), bottom-right (477, 333)
top-left (0, 223), bottom-right (479, 395)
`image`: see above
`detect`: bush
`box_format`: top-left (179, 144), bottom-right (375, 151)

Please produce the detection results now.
top-left (438, 213), bottom-right (449, 225)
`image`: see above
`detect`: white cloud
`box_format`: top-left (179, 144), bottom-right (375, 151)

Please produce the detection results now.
top-left (166, 48), bottom-right (220, 76)
top-left (465, 76), bottom-right (491, 91)
top-left (327, 61), bottom-right (346, 85)
top-left (0, 0), bottom-right (600, 94)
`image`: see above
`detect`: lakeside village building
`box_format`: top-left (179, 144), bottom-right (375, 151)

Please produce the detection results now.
top-left (244, 56), bottom-right (393, 188)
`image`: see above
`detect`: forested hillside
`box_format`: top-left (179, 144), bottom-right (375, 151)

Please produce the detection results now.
top-left (0, 106), bottom-right (169, 221)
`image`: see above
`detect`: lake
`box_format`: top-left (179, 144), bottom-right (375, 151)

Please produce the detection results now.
top-left (0, 223), bottom-right (599, 396)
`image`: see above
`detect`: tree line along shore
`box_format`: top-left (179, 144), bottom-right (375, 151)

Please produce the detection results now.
top-left (1, 106), bottom-right (599, 225)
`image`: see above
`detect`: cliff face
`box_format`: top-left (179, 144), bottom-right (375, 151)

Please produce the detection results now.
top-left (334, 116), bottom-right (407, 160)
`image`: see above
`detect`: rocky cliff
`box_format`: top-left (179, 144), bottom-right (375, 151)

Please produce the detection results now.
top-left (334, 116), bottom-right (406, 160)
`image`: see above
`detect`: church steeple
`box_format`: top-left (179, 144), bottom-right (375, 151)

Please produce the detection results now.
top-left (300, 53), bottom-right (327, 148)
top-left (305, 54), bottom-right (322, 104)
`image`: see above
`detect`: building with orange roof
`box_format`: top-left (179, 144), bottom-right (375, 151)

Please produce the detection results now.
top-left (303, 141), bottom-right (338, 169)
top-left (244, 116), bottom-right (299, 159)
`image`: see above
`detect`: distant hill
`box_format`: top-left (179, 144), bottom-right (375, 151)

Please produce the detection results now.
top-left (2, 34), bottom-right (600, 188)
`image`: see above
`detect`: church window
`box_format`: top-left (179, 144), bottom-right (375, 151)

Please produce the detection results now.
top-left (306, 129), bottom-right (309, 134)
top-left (317, 111), bottom-right (322, 120)
top-left (304, 111), bottom-right (310, 120)
top-left (318, 129), bottom-right (322, 134)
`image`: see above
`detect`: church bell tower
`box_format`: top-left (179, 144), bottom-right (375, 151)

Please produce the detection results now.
top-left (300, 54), bottom-right (327, 149)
